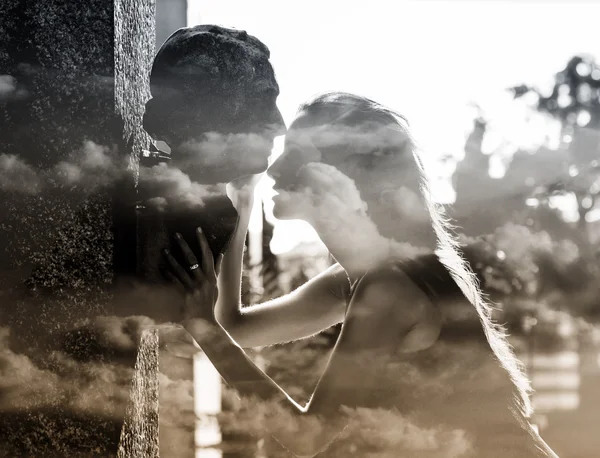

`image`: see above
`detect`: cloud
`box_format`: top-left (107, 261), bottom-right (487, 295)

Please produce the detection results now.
top-left (217, 382), bottom-right (473, 458)
top-left (0, 141), bottom-right (129, 195)
top-left (274, 162), bottom-right (432, 270)
top-left (54, 140), bottom-right (129, 188)
top-left (179, 132), bottom-right (274, 169)
top-left (139, 163), bottom-right (225, 212)
top-left (64, 315), bottom-right (159, 356)
top-left (0, 327), bottom-right (61, 410)
top-left (0, 310), bottom-right (533, 457)
top-left (338, 407), bottom-right (472, 458)
top-left (0, 325), bottom-right (130, 415)
top-left (0, 154), bottom-right (43, 193)
top-left (0, 74), bottom-right (29, 101)
top-left (221, 338), bottom-right (539, 457)
top-left (289, 123), bottom-right (413, 159)
top-left (0, 75), bottom-right (17, 98)
top-left (0, 315), bottom-right (198, 431)
top-left (0, 132), bottom-right (268, 212)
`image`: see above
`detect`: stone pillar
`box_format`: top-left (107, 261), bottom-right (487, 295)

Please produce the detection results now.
top-left (114, 0), bottom-right (157, 284)
top-left (114, 1), bottom-right (161, 457)
top-left (118, 329), bottom-right (160, 458)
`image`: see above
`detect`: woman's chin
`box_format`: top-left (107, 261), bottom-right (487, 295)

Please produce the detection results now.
top-left (272, 200), bottom-right (292, 220)
top-left (272, 195), bottom-right (301, 220)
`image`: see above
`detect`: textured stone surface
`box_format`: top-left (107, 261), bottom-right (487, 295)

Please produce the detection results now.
top-left (114, 2), bottom-right (161, 456)
top-left (117, 329), bottom-right (160, 458)
top-left (0, 0), bottom-right (119, 282)
top-left (113, 0), bottom-right (156, 284)
top-left (115, 0), bottom-right (156, 182)
top-left (0, 1), bottom-right (131, 456)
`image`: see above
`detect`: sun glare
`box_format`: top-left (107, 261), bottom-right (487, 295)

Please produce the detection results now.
top-left (189, 0), bottom-right (600, 253)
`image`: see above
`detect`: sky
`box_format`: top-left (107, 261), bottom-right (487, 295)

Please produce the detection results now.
top-left (187, 0), bottom-right (600, 254)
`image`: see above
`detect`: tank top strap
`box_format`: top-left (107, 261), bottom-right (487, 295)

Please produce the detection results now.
top-left (345, 257), bottom-right (442, 304)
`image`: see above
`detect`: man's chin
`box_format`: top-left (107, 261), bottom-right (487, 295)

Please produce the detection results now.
top-left (244, 164), bottom-right (269, 177)
top-left (250, 157), bottom-right (270, 173)
top-left (202, 167), bottom-right (267, 185)
top-left (226, 158), bottom-right (269, 181)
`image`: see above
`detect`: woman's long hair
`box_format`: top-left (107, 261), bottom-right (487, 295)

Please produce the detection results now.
top-left (299, 91), bottom-right (533, 419)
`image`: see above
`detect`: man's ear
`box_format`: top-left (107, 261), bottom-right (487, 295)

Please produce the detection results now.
top-left (142, 97), bottom-right (159, 136)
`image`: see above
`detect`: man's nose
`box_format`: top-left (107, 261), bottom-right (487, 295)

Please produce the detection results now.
top-left (268, 109), bottom-right (287, 137)
top-left (266, 160), bottom-right (282, 180)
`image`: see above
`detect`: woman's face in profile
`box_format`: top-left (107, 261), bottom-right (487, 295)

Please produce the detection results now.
top-left (268, 109), bottom-right (403, 222)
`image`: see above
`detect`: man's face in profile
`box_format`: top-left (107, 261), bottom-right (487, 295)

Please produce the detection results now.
top-left (146, 25), bottom-right (287, 185)
top-left (139, 25), bottom-right (287, 261)
top-left (177, 60), bottom-right (286, 184)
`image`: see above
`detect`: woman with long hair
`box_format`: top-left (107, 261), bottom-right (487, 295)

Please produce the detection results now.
top-left (165, 92), bottom-right (558, 457)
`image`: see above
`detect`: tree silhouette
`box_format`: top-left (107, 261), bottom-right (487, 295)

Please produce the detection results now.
top-left (455, 55), bottom-right (600, 246)
top-left (508, 55), bottom-right (600, 235)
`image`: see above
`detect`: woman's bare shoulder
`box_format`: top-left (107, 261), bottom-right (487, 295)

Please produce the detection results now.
top-left (351, 261), bottom-right (441, 322)
top-left (319, 262), bottom-right (352, 300)
top-left (344, 261), bottom-right (443, 352)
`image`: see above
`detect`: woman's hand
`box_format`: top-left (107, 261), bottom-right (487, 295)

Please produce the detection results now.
top-left (163, 227), bottom-right (224, 328)
top-left (299, 163), bottom-right (368, 214)
top-left (227, 173), bottom-right (262, 214)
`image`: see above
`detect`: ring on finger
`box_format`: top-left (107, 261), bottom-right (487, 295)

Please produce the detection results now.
top-left (189, 263), bottom-right (200, 271)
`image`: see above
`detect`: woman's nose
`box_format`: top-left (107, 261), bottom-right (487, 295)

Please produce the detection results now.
top-left (267, 154), bottom-right (298, 183)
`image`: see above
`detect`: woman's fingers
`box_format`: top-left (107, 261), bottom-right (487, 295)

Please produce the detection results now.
top-left (195, 227), bottom-right (216, 283)
top-left (162, 267), bottom-right (182, 287)
top-left (174, 233), bottom-right (206, 284)
top-left (163, 248), bottom-right (196, 290)
top-left (174, 232), bottom-right (198, 266)
top-left (160, 266), bottom-right (188, 297)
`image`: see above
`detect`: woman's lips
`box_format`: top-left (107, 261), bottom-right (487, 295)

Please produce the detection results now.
top-left (273, 183), bottom-right (303, 194)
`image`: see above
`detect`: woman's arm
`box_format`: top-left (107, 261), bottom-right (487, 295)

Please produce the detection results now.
top-left (167, 232), bottom-right (440, 457)
top-left (185, 318), bottom-right (354, 457)
top-left (215, 185), bottom-right (349, 348)
top-left (164, 231), bottom-right (351, 456)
